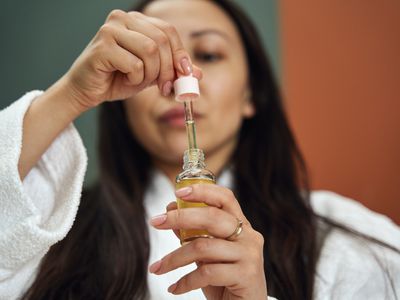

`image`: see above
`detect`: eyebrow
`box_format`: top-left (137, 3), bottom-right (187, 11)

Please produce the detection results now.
top-left (190, 29), bottom-right (231, 41)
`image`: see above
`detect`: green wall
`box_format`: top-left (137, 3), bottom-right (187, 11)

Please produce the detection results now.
top-left (0, 0), bottom-right (278, 185)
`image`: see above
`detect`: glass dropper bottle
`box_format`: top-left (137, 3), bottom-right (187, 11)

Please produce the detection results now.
top-left (174, 74), bottom-right (216, 244)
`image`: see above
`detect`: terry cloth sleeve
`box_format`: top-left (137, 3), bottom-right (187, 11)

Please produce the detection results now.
top-left (0, 91), bottom-right (87, 299)
top-left (311, 191), bottom-right (400, 300)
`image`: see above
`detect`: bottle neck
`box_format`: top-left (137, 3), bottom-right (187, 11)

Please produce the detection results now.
top-left (183, 148), bottom-right (206, 170)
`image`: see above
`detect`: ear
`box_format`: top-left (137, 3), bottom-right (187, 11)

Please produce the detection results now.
top-left (242, 89), bottom-right (255, 118)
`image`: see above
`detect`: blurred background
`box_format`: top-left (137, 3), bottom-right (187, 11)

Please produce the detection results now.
top-left (0, 0), bottom-right (399, 224)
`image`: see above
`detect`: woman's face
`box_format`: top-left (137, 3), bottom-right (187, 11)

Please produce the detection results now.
top-left (124, 0), bottom-right (254, 172)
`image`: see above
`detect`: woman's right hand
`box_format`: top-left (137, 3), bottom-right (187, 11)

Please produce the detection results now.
top-left (63, 9), bottom-right (200, 111)
top-left (19, 9), bottom-right (200, 180)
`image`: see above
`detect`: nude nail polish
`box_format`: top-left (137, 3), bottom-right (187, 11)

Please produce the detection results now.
top-left (149, 259), bottom-right (162, 274)
top-left (168, 282), bottom-right (178, 293)
top-left (180, 58), bottom-right (192, 75)
top-left (162, 81), bottom-right (172, 96)
top-left (150, 214), bottom-right (167, 226)
top-left (175, 186), bottom-right (192, 197)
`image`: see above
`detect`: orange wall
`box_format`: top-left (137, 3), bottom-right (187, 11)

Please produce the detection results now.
top-left (280, 1), bottom-right (400, 224)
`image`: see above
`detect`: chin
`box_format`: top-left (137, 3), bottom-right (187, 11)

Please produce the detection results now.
top-left (169, 145), bottom-right (188, 161)
top-left (157, 140), bottom-right (188, 163)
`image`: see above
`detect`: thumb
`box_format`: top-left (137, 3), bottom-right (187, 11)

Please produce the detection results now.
top-left (166, 201), bottom-right (181, 240)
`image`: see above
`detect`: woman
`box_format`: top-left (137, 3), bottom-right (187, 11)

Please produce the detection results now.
top-left (0, 0), bottom-right (399, 299)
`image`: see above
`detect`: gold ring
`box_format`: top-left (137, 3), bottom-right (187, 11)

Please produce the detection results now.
top-left (226, 218), bottom-right (243, 241)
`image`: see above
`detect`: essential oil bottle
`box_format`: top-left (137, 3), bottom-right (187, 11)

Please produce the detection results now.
top-left (175, 148), bottom-right (215, 244)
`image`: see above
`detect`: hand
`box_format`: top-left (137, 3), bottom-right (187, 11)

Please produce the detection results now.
top-left (61, 10), bottom-right (202, 111)
top-left (149, 184), bottom-right (268, 300)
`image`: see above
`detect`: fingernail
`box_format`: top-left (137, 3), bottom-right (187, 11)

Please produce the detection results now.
top-left (162, 81), bottom-right (172, 97)
top-left (150, 213), bottom-right (167, 226)
top-left (180, 58), bottom-right (192, 75)
top-left (175, 186), bottom-right (192, 198)
top-left (149, 259), bottom-right (162, 274)
top-left (168, 282), bottom-right (178, 293)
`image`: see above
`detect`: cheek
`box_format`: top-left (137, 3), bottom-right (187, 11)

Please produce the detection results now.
top-left (124, 87), bottom-right (160, 128)
top-left (123, 93), bottom-right (159, 147)
top-left (202, 58), bottom-right (248, 102)
top-left (196, 76), bottom-right (248, 149)
top-left (124, 99), bottom-right (148, 132)
top-left (202, 64), bottom-right (248, 121)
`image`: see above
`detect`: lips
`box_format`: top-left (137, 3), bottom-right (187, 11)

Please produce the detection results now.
top-left (159, 107), bottom-right (201, 128)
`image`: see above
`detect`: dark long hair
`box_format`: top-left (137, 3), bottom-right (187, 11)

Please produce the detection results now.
top-left (22, 1), bottom-right (398, 300)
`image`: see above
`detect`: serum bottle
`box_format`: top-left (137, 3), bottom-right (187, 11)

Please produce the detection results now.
top-left (175, 149), bottom-right (215, 244)
top-left (173, 74), bottom-right (215, 244)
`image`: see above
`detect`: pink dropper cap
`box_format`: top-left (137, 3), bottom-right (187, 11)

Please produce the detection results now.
top-left (173, 75), bottom-right (200, 102)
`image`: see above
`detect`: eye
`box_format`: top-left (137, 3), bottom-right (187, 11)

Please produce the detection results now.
top-left (194, 51), bottom-right (223, 63)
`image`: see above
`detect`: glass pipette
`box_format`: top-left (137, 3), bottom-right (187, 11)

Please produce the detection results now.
top-left (184, 99), bottom-right (197, 150)
top-left (173, 73), bottom-right (200, 153)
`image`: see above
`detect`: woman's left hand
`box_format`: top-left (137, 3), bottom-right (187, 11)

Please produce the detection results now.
top-left (149, 184), bottom-right (268, 300)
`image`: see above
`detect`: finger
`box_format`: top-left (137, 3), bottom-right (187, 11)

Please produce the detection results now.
top-left (105, 9), bottom-right (127, 24)
top-left (166, 201), bottom-right (180, 239)
top-left (107, 25), bottom-right (160, 87)
top-left (169, 264), bottom-right (240, 295)
top-left (166, 201), bottom-right (177, 211)
top-left (192, 64), bottom-right (203, 80)
top-left (110, 11), bottom-right (199, 83)
top-left (152, 207), bottom-right (241, 240)
top-left (150, 238), bottom-right (242, 275)
top-left (125, 13), bottom-right (176, 93)
top-left (143, 16), bottom-right (193, 75)
top-left (175, 64), bottom-right (203, 81)
top-left (97, 41), bottom-right (145, 86)
top-left (175, 184), bottom-right (248, 223)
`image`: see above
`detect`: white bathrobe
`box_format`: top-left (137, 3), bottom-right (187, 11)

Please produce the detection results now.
top-left (0, 91), bottom-right (399, 300)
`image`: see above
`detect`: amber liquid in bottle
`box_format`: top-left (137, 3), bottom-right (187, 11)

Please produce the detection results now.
top-left (176, 149), bottom-right (215, 244)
